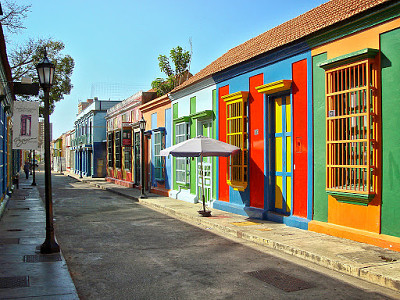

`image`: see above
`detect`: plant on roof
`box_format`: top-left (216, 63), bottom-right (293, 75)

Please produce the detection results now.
top-left (151, 43), bottom-right (192, 97)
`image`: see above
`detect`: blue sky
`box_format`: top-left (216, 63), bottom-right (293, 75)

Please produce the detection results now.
top-left (11, 0), bottom-right (327, 139)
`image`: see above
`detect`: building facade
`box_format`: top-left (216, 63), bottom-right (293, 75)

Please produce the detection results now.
top-left (65, 129), bottom-right (74, 172)
top-left (53, 136), bottom-right (63, 172)
top-left (139, 94), bottom-right (172, 196)
top-left (106, 91), bottom-right (156, 187)
top-left (73, 98), bottom-right (121, 178)
top-left (309, 1), bottom-right (400, 250)
top-left (168, 0), bottom-right (399, 245)
top-left (168, 78), bottom-right (217, 203)
top-left (0, 22), bottom-right (16, 216)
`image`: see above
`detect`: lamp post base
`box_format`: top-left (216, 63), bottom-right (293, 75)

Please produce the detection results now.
top-left (139, 193), bottom-right (147, 199)
top-left (40, 238), bottom-right (60, 254)
top-left (31, 182), bottom-right (37, 186)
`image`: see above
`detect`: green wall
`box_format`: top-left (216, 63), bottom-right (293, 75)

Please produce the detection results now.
top-left (312, 52), bottom-right (328, 222)
top-left (172, 103), bottom-right (178, 191)
top-left (380, 28), bottom-right (400, 237)
top-left (190, 97), bottom-right (197, 195)
top-left (212, 89), bottom-right (217, 200)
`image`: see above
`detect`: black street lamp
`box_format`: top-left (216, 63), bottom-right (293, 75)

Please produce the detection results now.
top-left (36, 49), bottom-right (60, 254)
top-left (139, 116), bottom-right (147, 199)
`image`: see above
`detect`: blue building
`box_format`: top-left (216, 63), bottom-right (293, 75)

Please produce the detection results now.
top-left (0, 23), bottom-right (18, 216)
top-left (72, 98), bottom-right (121, 178)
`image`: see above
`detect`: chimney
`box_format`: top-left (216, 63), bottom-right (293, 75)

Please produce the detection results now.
top-left (78, 101), bottom-right (90, 114)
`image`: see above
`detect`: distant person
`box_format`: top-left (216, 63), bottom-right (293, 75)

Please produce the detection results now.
top-left (23, 161), bottom-right (30, 179)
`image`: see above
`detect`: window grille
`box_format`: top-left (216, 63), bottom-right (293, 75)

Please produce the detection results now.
top-left (175, 122), bottom-right (190, 184)
top-left (115, 131), bottom-right (121, 169)
top-left (134, 131), bottom-right (141, 183)
top-left (325, 58), bottom-right (379, 197)
top-left (107, 132), bottom-right (114, 167)
top-left (154, 131), bottom-right (164, 181)
top-left (124, 148), bottom-right (131, 170)
top-left (223, 92), bottom-right (248, 191)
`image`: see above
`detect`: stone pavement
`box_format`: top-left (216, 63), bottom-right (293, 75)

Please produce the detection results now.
top-left (0, 175), bottom-right (79, 299)
top-left (66, 171), bottom-right (400, 293)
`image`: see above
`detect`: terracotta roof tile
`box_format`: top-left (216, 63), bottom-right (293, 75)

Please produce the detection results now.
top-left (172, 0), bottom-right (391, 93)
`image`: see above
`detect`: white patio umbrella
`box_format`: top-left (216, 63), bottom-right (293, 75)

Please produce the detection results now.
top-left (160, 135), bottom-right (240, 216)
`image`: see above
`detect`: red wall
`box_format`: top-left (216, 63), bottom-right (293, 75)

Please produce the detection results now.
top-left (292, 59), bottom-right (308, 218)
top-left (249, 74), bottom-right (264, 208)
top-left (218, 85), bottom-right (229, 202)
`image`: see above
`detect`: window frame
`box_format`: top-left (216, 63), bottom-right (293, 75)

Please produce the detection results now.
top-left (321, 51), bottom-right (380, 204)
top-left (175, 121), bottom-right (190, 185)
top-left (154, 130), bottom-right (164, 181)
top-left (222, 91), bottom-right (249, 191)
top-left (115, 130), bottom-right (122, 169)
top-left (107, 132), bottom-right (114, 168)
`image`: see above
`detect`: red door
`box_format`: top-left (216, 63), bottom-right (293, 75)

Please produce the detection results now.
top-left (292, 59), bottom-right (308, 218)
top-left (249, 74), bottom-right (264, 209)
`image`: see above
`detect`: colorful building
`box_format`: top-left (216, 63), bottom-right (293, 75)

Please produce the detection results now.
top-left (0, 22), bottom-right (16, 216)
top-left (73, 98), bottom-right (121, 178)
top-left (168, 77), bottom-right (217, 203)
top-left (139, 93), bottom-right (172, 196)
top-left (170, 0), bottom-right (399, 241)
top-left (53, 136), bottom-right (63, 172)
top-left (106, 91), bottom-right (156, 187)
top-left (64, 129), bottom-right (75, 172)
top-left (308, 0), bottom-right (400, 250)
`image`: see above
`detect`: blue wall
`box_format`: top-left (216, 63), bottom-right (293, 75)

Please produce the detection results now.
top-left (213, 44), bottom-right (312, 228)
top-left (165, 108), bottom-right (172, 190)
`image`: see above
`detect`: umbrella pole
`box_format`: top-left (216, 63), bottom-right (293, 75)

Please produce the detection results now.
top-left (201, 155), bottom-right (206, 212)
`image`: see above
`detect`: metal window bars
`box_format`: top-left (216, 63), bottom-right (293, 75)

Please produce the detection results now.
top-left (325, 58), bottom-right (379, 195)
top-left (226, 98), bottom-right (248, 186)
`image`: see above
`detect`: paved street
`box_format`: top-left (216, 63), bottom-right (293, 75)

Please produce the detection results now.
top-left (37, 172), bottom-right (400, 300)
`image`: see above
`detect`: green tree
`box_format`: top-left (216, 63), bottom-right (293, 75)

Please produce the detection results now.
top-left (1, 1), bottom-right (75, 115)
top-left (10, 38), bottom-right (75, 114)
top-left (151, 45), bottom-right (192, 97)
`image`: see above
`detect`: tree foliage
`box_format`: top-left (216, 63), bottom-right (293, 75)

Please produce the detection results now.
top-left (10, 38), bottom-right (75, 114)
top-left (151, 45), bottom-right (192, 97)
top-left (1, 1), bottom-right (75, 115)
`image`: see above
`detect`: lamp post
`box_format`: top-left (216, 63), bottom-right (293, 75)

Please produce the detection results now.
top-left (36, 49), bottom-right (60, 254)
top-left (31, 149), bottom-right (36, 186)
top-left (139, 116), bottom-right (147, 199)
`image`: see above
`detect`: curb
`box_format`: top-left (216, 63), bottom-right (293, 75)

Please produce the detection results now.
top-left (68, 174), bottom-right (400, 292)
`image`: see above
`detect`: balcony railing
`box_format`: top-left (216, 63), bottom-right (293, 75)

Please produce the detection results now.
top-left (72, 134), bottom-right (92, 146)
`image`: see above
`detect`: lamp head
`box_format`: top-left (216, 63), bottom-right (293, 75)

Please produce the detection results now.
top-left (139, 116), bottom-right (146, 131)
top-left (36, 48), bottom-right (55, 89)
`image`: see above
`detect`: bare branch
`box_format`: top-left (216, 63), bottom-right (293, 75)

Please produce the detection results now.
top-left (0, 0), bottom-right (31, 34)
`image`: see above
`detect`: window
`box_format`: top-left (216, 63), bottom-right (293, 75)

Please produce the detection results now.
top-left (89, 120), bottom-right (92, 143)
top-left (20, 115), bottom-right (32, 136)
top-left (122, 129), bottom-right (132, 171)
top-left (107, 132), bottom-right (114, 167)
top-left (223, 91), bottom-right (248, 191)
top-left (124, 148), bottom-right (131, 171)
top-left (324, 56), bottom-right (379, 201)
top-left (154, 131), bottom-right (164, 181)
top-left (175, 122), bottom-right (190, 184)
top-left (115, 131), bottom-right (121, 169)
top-left (134, 131), bottom-right (141, 183)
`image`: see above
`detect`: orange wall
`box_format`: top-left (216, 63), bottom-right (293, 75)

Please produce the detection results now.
top-left (312, 18), bottom-right (400, 58)
top-left (312, 18), bottom-right (400, 233)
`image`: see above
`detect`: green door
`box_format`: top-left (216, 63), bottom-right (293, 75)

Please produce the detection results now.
top-left (197, 120), bottom-right (213, 203)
